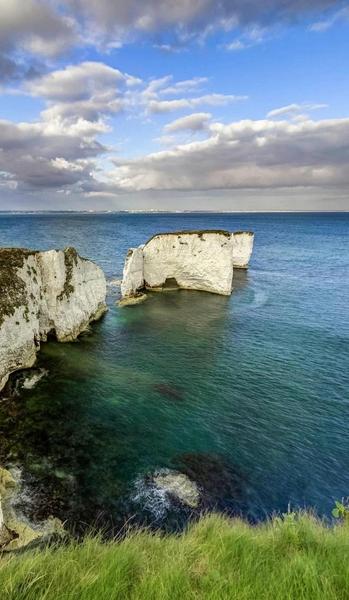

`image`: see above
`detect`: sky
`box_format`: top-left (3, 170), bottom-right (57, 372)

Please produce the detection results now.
top-left (0, 0), bottom-right (349, 211)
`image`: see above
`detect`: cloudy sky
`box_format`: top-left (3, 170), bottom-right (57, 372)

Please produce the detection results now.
top-left (0, 0), bottom-right (348, 211)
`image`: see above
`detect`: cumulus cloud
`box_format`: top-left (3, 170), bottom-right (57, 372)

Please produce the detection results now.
top-left (0, 60), bottom-right (243, 194)
top-left (0, 61), bottom-right (141, 191)
top-left (164, 112), bottom-right (212, 133)
top-left (0, 0), bottom-right (343, 82)
top-left (108, 117), bottom-right (349, 192)
top-left (0, 0), bottom-right (76, 80)
top-left (26, 61), bottom-right (142, 136)
top-left (0, 119), bottom-right (104, 190)
top-left (27, 61), bottom-right (128, 101)
top-left (0, 0), bottom-right (76, 55)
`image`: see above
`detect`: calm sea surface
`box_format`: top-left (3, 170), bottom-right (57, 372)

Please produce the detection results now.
top-left (0, 212), bottom-right (348, 532)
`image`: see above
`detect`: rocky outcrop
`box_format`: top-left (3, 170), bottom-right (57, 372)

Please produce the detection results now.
top-left (232, 231), bottom-right (254, 269)
top-left (0, 247), bottom-right (107, 391)
top-left (120, 246), bottom-right (144, 298)
top-left (0, 466), bottom-right (64, 551)
top-left (120, 230), bottom-right (254, 303)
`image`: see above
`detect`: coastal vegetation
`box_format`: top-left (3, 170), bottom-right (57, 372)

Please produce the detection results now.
top-left (1, 511), bottom-right (349, 599)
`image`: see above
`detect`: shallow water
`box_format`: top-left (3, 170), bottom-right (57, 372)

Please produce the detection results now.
top-left (0, 212), bottom-right (348, 532)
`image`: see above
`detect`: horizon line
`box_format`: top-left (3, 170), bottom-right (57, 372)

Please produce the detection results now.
top-left (0, 210), bottom-right (348, 215)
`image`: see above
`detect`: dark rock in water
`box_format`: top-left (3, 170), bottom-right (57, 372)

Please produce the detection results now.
top-left (153, 383), bottom-right (184, 401)
top-left (1, 368), bottom-right (48, 398)
top-left (172, 453), bottom-right (246, 513)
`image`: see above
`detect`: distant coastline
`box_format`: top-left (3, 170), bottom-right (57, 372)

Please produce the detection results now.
top-left (0, 210), bottom-right (348, 215)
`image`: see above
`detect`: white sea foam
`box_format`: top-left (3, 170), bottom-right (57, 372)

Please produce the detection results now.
top-left (22, 369), bottom-right (48, 390)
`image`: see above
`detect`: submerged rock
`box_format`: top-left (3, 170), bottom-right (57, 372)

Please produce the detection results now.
top-left (173, 453), bottom-right (245, 511)
top-left (132, 468), bottom-right (200, 521)
top-left (0, 247), bottom-right (107, 391)
top-left (118, 293), bottom-right (147, 307)
top-left (120, 230), bottom-right (254, 302)
top-left (1, 368), bottom-right (48, 398)
top-left (0, 466), bottom-right (64, 551)
top-left (153, 383), bottom-right (185, 401)
top-left (153, 471), bottom-right (200, 508)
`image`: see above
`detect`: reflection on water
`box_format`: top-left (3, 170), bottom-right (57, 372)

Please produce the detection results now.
top-left (0, 212), bottom-right (348, 534)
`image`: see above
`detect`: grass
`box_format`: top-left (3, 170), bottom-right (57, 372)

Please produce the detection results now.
top-left (1, 512), bottom-right (349, 599)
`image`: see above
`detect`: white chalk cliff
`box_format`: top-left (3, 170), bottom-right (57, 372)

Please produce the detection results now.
top-left (120, 230), bottom-right (254, 302)
top-left (232, 231), bottom-right (254, 269)
top-left (0, 247), bottom-right (107, 391)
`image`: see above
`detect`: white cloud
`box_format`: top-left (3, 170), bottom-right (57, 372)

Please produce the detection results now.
top-left (0, 0), bottom-right (76, 55)
top-left (225, 24), bottom-right (271, 51)
top-left (310, 6), bottom-right (349, 32)
top-left (226, 40), bottom-right (246, 51)
top-left (0, 0), bottom-right (343, 82)
top-left (148, 93), bottom-right (247, 113)
top-left (164, 112), bottom-right (212, 132)
top-left (0, 0), bottom-right (76, 80)
top-left (160, 77), bottom-right (209, 95)
top-left (26, 61), bottom-right (142, 136)
top-left (107, 117), bottom-right (349, 192)
top-left (27, 61), bottom-right (128, 101)
top-left (0, 118), bottom-right (105, 190)
top-left (267, 103), bottom-right (328, 118)
top-left (68, 0), bottom-right (340, 46)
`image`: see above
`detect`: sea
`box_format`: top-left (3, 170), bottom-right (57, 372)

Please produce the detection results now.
top-left (0, 212), bottom-right (348, 534)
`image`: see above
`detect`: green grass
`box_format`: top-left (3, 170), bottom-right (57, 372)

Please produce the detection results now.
top-left (1, 513), bottom-right (349, 600)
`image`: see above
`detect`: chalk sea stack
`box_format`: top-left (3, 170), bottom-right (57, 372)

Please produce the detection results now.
top-left (120, 230), bottom-right (254, 305)
top-left (0, 247), bottom-right (107, 392)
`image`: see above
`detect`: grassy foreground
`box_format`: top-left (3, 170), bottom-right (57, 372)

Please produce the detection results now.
top-left (1, 513), bottom-right (349, 600)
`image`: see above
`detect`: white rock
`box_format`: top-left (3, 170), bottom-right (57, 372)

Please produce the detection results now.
top-left (120, 229), bottom-right (254, 301)
top-left (120, 246), bottom-right (144, 298)
top-left (0, 247), bottom-right (107, 391)
top-left (143, 231), bottom-right (234, 295)
top-left (232, 231), bottom-right (254, 269)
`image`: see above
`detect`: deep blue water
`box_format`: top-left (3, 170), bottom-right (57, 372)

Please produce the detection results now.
top-left (0, 212), bottom-right (348, 531)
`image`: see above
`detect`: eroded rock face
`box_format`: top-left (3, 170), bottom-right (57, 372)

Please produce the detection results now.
top-left (143, 231), bottom-right (234, 295)
top-left (0, 247), bottom-right (107, 391)
top-left (120, 246), bottom-right (144, 298)
top-left (120, 230), bottom-right (254, 302)
top-left (232, 231), bottom-right (254, 269)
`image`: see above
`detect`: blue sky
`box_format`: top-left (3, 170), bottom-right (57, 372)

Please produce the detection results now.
top-left (0, 0), bottom-right (348, 211)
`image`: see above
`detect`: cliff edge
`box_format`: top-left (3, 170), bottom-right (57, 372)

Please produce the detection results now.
top-left (0, 247), bottom-right (107, 391)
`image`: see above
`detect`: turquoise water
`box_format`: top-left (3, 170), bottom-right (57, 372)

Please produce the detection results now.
top-left (0, 212), bottom-right (348, 532)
